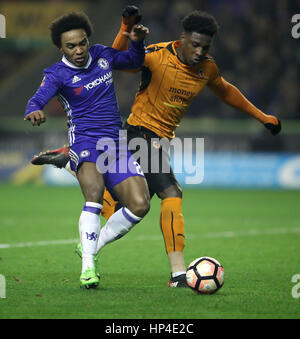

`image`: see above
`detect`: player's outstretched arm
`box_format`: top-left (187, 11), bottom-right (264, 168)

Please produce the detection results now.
top-left (112, 5), bottom-right (142, 51)
top-left (24, 70), bottom-right (60, 127)
top-left (112, 5), bottom-right (144, 74)
top-left (208, 76), bottom-right (281, 135)
top-left (24, 110), bottom-right (46, 127)
top-left (111, 24), bottom-right (149, 71)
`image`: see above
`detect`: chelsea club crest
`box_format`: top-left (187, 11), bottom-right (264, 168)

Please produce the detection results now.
top-left (80, 150), bottom-right (90, 158)
top-left (98, 58), bottom-right (109, 70)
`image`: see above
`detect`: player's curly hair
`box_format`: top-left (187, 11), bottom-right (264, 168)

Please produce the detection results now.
top-left (50, 12), bottom-right (93, 48)
top-left (182, 10), bottom-right (219, 37)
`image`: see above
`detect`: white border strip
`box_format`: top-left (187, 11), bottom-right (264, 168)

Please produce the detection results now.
top-left (0, 238), bottom-right (79, 249)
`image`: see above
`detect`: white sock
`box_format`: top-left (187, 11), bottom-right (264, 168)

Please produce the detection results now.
top-left (172, 271), bottom-right (186, 278)
top-left (96, 207), bottom-right (142, 252)
top-left (79, 202), bottom-right (102, 273)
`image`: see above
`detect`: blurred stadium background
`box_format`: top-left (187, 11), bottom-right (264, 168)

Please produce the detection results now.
top-left (0, 0), bottom-right (299, 189)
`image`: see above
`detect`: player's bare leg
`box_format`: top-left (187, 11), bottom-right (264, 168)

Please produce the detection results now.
top-left (76, 162), bottom-right (104, 203)
top-left (112, 175), bottom-right (150, 217)
top-left (96, 175), bottom-right (150, 252)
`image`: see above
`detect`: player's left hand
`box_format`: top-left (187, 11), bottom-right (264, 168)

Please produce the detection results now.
top-left (264, 116), bottom-right (281, 135)
top-left (123, 24), bottom-right (149, 42)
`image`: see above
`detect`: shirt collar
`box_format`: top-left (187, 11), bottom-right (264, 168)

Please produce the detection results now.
top-left (61, 53), bottom-right (92, 69)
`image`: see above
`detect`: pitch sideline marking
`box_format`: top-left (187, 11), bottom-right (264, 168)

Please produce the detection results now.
top-left (0, 227), bottom-right (300, 249)
top-left (0, 238), bottom-right (79, 249)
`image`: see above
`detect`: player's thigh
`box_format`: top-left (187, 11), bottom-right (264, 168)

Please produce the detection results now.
top-left (145, 168), bottom-right (181, 199)
top-left (76, 161), bottom-right (105, 203)
top-left (148, 135), bottom-right (182, 197)
top-left (112, 175), bottom-right (150, 217)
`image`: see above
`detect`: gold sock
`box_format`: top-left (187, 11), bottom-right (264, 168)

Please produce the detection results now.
top-left (160, 197), bottom-right (185, 254)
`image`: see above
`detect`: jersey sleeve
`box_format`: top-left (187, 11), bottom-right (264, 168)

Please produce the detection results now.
top-left (143, 43), bottom-right (165, 69)
top-left (110, 40), bottom-right (145, 70)
top-left (24, 68), bottom-right (61, 117)
top-left (112, 22), bottom-right (130, 51)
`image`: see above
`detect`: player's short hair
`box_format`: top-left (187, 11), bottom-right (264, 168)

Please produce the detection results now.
top-left (50, 12), bottom-right (93, 48)
top-left (182, 10), bottom-right (219, 37)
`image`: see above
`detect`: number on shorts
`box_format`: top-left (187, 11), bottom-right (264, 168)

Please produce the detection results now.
top-left (133, 161), bottom-right (144, 175)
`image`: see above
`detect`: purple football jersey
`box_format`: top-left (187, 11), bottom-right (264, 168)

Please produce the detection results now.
top-left (25, 41), bottom-right (145, 144)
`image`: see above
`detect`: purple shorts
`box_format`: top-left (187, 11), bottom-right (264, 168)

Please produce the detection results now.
top-left (69, 135), bottom-right (144, 193)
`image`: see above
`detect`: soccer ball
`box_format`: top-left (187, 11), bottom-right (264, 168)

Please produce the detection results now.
top-left (186, 256), bottom-right (225, 294)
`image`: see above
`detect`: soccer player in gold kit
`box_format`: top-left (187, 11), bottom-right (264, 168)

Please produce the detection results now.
top-left (31, 6), bottom-right (281, 287)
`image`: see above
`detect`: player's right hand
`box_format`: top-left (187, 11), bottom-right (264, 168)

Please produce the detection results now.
top-left (122, 5), bottom-right (142, 26)
top-left (24, 110), bottom-right (46, 126)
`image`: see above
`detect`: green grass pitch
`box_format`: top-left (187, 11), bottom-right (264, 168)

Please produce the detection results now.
top-left (0, 184), bottom-right (299, 319)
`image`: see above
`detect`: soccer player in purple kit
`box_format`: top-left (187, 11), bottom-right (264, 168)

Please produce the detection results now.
top-left (24, 12), bottom-right (150, 289)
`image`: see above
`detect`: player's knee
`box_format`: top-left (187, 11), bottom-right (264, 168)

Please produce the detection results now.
top-left (158, 184), bottom-right (182, 199)
top-left (83, 181), bottom-right (103, 203)
top-left (127, 195), bottom-right (150, 218)
top-left (175, 185), bottom-right (183, 198)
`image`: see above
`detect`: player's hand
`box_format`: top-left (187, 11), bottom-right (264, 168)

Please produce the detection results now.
top-left (264, 116), bottom-right (281, 135)
top-left (122, 5), bottom-right (142, 26)
top-left (123, 24), bottom-right (149, 42)
top-left (24, 110), bottom-right (46, 126)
